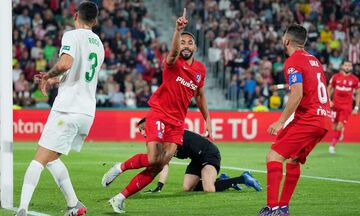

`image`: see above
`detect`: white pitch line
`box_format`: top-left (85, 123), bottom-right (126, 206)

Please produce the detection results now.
top-left (13, 161), bottom-right (360, 184)
top-left (7, 207), bottom-right (51, 216)
top-left (170, 161), bottom-right (360, 184)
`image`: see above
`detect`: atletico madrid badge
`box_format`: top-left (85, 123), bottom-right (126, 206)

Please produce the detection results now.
top-left (195, 73), bottom-right (201, 83)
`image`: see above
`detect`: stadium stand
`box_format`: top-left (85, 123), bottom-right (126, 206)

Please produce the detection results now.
top-left (182, 0), bottom-right (360, 109)
top-left (12, 0), bottom-right (360, 110)
top-left (12, 0), bottom-right (165, 109)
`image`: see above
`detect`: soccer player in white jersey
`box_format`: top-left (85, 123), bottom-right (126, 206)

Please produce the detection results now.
top-left (16, 1), bottom-right (104, 216)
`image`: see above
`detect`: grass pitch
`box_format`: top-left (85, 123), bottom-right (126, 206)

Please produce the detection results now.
top-left (1, 141), bottom-right (360, 215)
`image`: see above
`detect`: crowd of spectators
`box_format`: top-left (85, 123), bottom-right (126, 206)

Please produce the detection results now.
top-left (12, 0), bottom-right (360, 110)
top-left (185, 0), bottom-right (360, 109)
top-left (12, 0), bottom-right (167, 108)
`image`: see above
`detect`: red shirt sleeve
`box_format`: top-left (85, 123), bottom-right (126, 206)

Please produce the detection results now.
top-left (355, 77), bottom-right (360, 89)
top-left (198, 65), bottom-right (206, 89)
top-left (329, 74), bottom-right (336, 87)
top-left (283, 59), bottom-right (303, 85)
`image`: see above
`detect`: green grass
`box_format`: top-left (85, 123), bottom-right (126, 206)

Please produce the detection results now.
top-left (1, 142), bottom-right (360, 216)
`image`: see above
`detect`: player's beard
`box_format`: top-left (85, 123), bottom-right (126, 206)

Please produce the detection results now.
top-left (344, 68), bottom-right (352, 74)
top-left (283, 46), bottom-right (289, 58)
top-left (180, 48), bottom-right (193, 60)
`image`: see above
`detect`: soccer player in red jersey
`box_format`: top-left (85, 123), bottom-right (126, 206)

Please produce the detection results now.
top-left (102, 9), bottom-right (212, 213)
top-left (258, 24), bottom-right (332, 216)
top-left (328, 61), bottom-right (360, 154)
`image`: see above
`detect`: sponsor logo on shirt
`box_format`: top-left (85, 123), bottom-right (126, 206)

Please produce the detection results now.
top-left (287, 67), bottom-right (296, 74)
top-left (195, 73), bottom-right (201, 83)
top-left (309, 60), bottom-right (319, 67)
top-left (317, 106), bottom-right (331, 117)
top-left (335, 86), bottom-right (352, 92)
top-left (176, 76), bottom-right (198, 90)
top-left (291, 74), bottom-right (297, 83)
top-left (62, 45), bottom-right (70, 51)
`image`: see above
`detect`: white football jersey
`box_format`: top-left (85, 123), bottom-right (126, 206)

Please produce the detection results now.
top-left (52, 29), bottom-right (104, 117)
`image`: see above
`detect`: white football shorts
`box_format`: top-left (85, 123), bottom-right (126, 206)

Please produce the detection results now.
top-left (39, 111), bottom-right (94, 155)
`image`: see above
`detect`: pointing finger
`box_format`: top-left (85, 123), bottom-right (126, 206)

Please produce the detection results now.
top-left (182, 8), bottom-right (187, 18)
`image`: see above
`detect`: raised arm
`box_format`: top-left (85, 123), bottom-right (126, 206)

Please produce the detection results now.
top-left (166, 8), bottom-right (188, 66)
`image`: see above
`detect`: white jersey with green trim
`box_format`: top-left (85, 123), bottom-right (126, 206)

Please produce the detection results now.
top-left (52, 29), bottom-right (104, 117)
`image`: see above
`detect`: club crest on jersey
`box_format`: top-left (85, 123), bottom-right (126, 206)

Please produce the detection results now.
top-left (195, 73), bottom-right (201, 83)
top-left (287, 67), bottom-right (296, 74)
top-left (349, 81), bottom-right (353, 86)
top-left (291, 74), bottom-right (297, 83)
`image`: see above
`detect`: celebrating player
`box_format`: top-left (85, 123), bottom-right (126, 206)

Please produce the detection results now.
top-left (258, 24), bottom-right (331, 216)
top-left (328, 60), bottom-right (360, 154)
top-left (102, 8), bottom-right (212, 213)
top-left (134, 118), bottom-right (261, 193)
top-left (16, 2), bottom-right (104, 216)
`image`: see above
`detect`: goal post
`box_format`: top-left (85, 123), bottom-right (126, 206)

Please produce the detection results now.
top-left (0, 0), bottom-right (13, 209)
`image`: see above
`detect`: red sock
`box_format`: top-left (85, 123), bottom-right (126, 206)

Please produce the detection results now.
top-left (279, 163), bottom-right (300, 206)
top-left (267, 161), bottom-right (283, 208)
top-left (331, 130), bottom-right (341, 147)
top-left (120, 154), bottom-right (149, 172)
top-left (121, 169), bottom-right (155, 198)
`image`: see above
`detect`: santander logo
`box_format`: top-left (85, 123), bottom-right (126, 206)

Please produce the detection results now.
top-left (176, 76), bottom-right (198, 90)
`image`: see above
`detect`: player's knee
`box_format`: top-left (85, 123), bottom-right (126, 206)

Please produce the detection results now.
top-left (337, 124), bottom-right (344, 130)
top-left (202, 184), bottom-right (215, 192)
top-left (148, 156), bottom-right (162, 167)
top-left (266, 151), bottom-right (274, 162)
top-left (183, 184), bottom-right (193, 192)
top-left (266, 149), bottom-right (284, 162)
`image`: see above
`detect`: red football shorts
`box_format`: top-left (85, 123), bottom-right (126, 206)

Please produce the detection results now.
top-left (332, 107), bottom-right (351, 124)
top-left (271, 122), bottom-right (328, 164)
top-left (145, 109), bottom-right (184, 145)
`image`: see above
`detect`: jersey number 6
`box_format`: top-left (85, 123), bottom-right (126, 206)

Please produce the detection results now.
top-left (317, 73), bottom-right (328, 104)
top-left (85, 52), bottom-right (98, 82)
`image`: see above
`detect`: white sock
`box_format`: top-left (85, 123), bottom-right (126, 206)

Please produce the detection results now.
top-left (47, 159), bottom-right (78, 207)
top-left (116, 193), bottom-right (126, 201)
top-left (117, 163), bottom-right (123, 172)
top-left (19, 160), bottom-right (44, 211)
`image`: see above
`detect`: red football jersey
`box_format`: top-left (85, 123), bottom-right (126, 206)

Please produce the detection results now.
top-left (329, 72), bottom-right (360, 111)
top-left (148, 57), bottom-right (206, 125)
top-left (284, 50), bottom-right (331, 130)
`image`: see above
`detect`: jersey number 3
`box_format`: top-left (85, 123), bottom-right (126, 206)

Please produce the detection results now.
top-left (317, 73), bottom-right (328, 104)
top-left (85, 52), bottom-right (98, 82)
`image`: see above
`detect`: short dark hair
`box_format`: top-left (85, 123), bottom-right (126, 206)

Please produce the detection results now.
top-left (341, 59), bottom-right (352, 65)
top-left (137, 118), bottom-right (146, 126)
top-left (77, 1), bottom-right (99, 23)
top-left (181, 31), bottom-right (196, 41)
top-left (285, 24), bottom-right (307, 46)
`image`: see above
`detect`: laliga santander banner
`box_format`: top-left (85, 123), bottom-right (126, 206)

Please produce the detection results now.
top-left (13, 110), bottom-right (360, 142)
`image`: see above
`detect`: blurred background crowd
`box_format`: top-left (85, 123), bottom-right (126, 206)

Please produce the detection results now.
top-left (12, 0), bottom-right (360, 110)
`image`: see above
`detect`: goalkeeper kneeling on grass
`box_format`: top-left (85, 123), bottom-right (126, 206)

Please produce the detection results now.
top-left (136, 118), bottom-right (262, 193)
